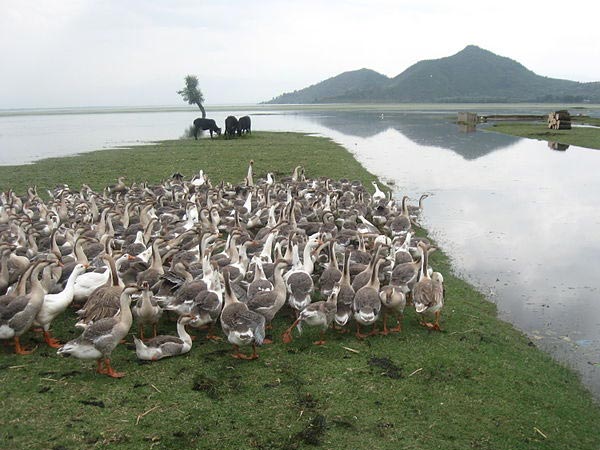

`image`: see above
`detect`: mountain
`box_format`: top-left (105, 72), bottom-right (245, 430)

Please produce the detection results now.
top-left (265, 46), bottom-right (600, 103)
top-left (266, 68), bottom-right (389, 104)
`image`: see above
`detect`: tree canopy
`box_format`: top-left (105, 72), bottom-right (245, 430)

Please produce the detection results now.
top-left (177, 75), bottom-right (206, 118)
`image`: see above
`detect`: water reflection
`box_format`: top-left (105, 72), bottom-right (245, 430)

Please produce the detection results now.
top-left (302, 111), bottom-right (522, 160)
top-left (548, 141), bottom-right (569, 151)
top-left (458, 123), bottom-right (476, 133)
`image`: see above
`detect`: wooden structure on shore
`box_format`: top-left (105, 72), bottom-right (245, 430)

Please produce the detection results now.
top-left (457, 112), bottom-right (479, 124)
top-left (548, 110), bottom-right (571, 130)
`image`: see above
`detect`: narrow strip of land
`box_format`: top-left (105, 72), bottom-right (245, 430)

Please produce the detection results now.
top-left (485, 122), bottom-right (600, 150)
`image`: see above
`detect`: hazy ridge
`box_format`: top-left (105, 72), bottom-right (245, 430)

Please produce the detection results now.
top-left (265, 45), bottom-right (600, 104)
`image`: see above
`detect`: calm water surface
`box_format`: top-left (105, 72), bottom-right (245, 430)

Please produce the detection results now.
top-left (1, 106), bottom-right (600, 397)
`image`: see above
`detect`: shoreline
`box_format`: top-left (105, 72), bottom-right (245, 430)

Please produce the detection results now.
top-left (3, 102), bottom-right (600, 118)
top-left (483, 122), bottom-right (600, 150)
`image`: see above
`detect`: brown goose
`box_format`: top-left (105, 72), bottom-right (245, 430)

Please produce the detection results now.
top-left (284, 239), bottom-right (318, 315)
top-left (390, 256), bottom-right (420, 297)
top-left (188, 268), bottom-right (223, 340)
top-left (220, 270), bottom-right (266, 360)
top-left (351, 244), bottom-right (382, 292)
top-left (379, 284), bottom-right (406, 334)
top-left (58, 285), bottom-right (140, 377)
top-left (334, 251), bottom-right (355, 328)
top-left (407, 193), bottom-right (430, 219)
top-left (413, 242), bottom-right (445, 331)
top-left (75, 254), bottom-right (122, 329)
top-left (353, 257), bottom-right (385, 339)
top-left (318, 241), bottom-right (342, 297)
top-left (132, 281), bottom-right (163, 340)
top-left (246, 258), bottom-right (273, 302)
top-left (387, 196), bottom-right (412, 237)
top-left (0, 261), bottom-right (51, 354)
top-left (136, 239), bottom-right (165, 289)
top-left (246, 259), bottom-right (288, 340)
top-left (0, 247), bottom-right (11, 295)
top-left (163, 262), bottom-right (207, 316)
top-left (282, 283), bottom-right (339, 345)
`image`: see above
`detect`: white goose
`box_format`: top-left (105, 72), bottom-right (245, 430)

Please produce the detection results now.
top-left (35, 263), bottom-right (88, 348)
top-left (133, 315), bottom-right (194, 361)
top-left (371, 181), bottom-right (386, 202)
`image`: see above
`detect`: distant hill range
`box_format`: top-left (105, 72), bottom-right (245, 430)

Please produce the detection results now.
top-left (265, 46), bottom-right (600, 104)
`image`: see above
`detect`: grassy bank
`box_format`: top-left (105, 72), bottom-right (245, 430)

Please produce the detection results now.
top-left (2, 132), bottom-right (600, 450)
top-left (485, 122), bottom-right (600, 150)
top-left (0, 132), bottom-right (378, 194)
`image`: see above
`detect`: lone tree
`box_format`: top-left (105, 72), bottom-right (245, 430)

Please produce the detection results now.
top-left (177, 75), bottom-right (206, 118)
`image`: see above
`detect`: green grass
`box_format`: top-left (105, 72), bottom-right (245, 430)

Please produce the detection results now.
top-left (573, 115), bottom-right (600, 127)
top-left (2, 132), bottom-right (600, 450)
top-left (0, 132), bottom-right (379, 195)
top-left (485, 122), bottom-right (600, 150)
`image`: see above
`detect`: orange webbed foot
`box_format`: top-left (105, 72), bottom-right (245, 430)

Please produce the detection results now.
top-left (206, 334), bottom-right (222, 341)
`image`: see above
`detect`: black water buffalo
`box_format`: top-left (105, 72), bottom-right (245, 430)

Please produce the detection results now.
top-left (193, 118), bottom-right (221, 139)
top-left (224, 115), bottom-right (239, 139)
top-left (238, 115), bottom-right (251, 135)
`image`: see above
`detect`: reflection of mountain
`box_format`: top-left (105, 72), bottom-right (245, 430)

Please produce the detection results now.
top-left (388, 115), bottom-right (520, 160)
top-left (302, 111), bottom-right (520, 159)
top-left (303, 111), bottom-right (388, 138)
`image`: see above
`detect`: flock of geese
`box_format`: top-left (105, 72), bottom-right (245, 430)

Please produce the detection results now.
top-left (0, 162), bottom-right (443, 377)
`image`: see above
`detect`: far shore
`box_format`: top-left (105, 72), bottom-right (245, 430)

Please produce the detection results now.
top-left (3, 102), bottom-right (600, 117)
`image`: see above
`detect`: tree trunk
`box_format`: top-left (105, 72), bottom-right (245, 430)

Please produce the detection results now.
top-left (197, 102), bottom-right (206, 119)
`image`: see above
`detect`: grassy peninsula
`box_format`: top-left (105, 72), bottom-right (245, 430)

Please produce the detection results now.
top-left (485, 122), bottom-right (600, 150)
top-left (1, 132), bottom-right (600, 450)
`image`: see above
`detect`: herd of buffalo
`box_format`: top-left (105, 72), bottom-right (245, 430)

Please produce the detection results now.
top-left (193, 115), bottom-right (251, 140)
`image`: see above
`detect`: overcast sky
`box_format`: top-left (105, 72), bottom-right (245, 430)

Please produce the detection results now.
top-left (2, 0), bottom-right (599, 108)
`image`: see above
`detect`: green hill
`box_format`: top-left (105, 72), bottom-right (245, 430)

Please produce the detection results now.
top-left (265, 68), bottom-right (389, 104)
top-left (265, 45), bottom-right (600, 103)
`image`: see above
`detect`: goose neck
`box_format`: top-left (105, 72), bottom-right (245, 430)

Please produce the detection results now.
top-left (74, 239), bottom-right (89, 265)
top-left (117, 289), bottom-right (134, 328)
top-left (177, 319), bottom-right (192, 345)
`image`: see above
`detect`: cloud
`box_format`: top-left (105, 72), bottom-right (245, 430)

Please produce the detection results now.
top-left (1, 0), bottom-right (598, 107)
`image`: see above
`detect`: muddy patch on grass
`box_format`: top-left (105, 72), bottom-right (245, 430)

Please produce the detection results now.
top-left (296, 392), bottom-right (318, 410)
top-left (295, 414), bottom-right (327, 446)
top-left (330, 416), bottom-right (356, 430)
top-left (79, 399), bottom-right (105, 408)
top-left (61, 370), bottom-right (82, 378)
top-left (423, 362), bottom-right (473, 382)
top-left (368, 356), bottom-right (403, 379)
top-left (202, 349), bottom-right (230, 362)
top-left (192, 374), bottom-right (220, 400)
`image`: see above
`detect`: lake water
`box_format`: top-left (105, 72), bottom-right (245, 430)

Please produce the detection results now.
top-left (2, 105), bottom-right (600, 398)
